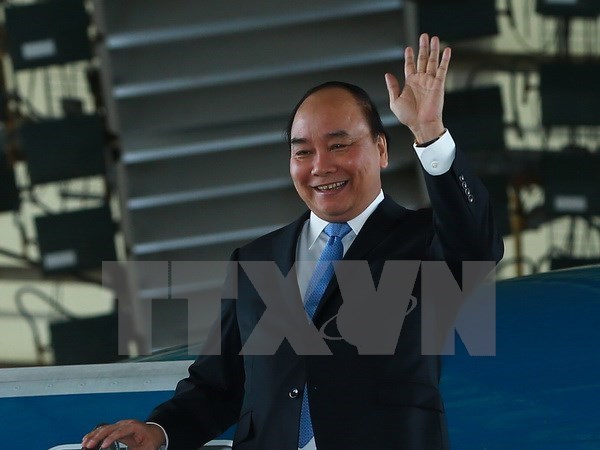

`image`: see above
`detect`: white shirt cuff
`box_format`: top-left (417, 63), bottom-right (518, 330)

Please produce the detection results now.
top-left (146, 421), bottom-right (169, 449)
top-left (413, 129), bottom-right (456, 176)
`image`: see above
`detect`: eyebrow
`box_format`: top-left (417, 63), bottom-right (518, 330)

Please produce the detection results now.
top-left (290, 130), bottom-right (351, 146)
top-left (326, 130), bottom-right (350, 138)
top-left (290, 137), bottom-right (307, 146)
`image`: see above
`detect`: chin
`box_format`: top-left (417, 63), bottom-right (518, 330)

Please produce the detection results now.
top-left (319, 210), bottom-right (353, 222)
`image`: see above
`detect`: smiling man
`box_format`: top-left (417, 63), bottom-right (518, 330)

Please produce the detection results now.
top-left (288, 85), bottom-right (389, 224)
top-left (83, 33), bottom-right (503, 450)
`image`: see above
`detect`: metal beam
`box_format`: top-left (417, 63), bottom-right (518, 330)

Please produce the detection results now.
top-left (454, 49), bottom-right (593, 73)
top-left (0, 265), bottom-right (101, 283)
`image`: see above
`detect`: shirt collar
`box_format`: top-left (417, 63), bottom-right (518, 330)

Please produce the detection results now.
top-left (306, 190), bottom-right (385, 250)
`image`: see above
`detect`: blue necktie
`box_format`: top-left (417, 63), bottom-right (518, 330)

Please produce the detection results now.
top-left (299, 222), bottom-right (352, 448)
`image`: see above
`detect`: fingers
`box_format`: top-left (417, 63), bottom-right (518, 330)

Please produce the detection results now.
top-left (394, 33), bottom-right (451, 96)
top-left (404, 46), bottom-right (416, 78)
top-left (82, 420), bottom-right (141, 449)
top-left (436, 47), bottom-right (452, 84)
top-left (416, 33), bottom-right (429, 73)
top-left (409, 33), bottom-right (450, 77)
top-left (83, 420), bottom-right (164, 450)
top-left (82, 423), bottom-right (118, 449)
top-left (426, 36), bottom-right (440, 76)
top-left (384, 72), bottom-right (401, 104)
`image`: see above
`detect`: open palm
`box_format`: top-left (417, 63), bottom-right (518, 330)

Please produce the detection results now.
top-left (385, 34), bottom-right (451, 144)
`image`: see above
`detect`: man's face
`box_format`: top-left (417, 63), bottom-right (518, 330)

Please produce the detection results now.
top-left (289, 88), bottom-right (388, 222)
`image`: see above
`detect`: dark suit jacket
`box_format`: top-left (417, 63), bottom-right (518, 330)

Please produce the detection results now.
top-left (149, 148), bottom-right (504, 450)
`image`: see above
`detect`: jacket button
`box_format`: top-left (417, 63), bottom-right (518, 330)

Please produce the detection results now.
top-left (461, 181), bottom-right (468, 189)
top-left (459, 174), bottom-right (465, 182)
top-left (465, 188), bottom-right (471, 196)
top-left (289, 388), bottom-right (300, 399)
top-left (467, 194), bottom-right (474, 203)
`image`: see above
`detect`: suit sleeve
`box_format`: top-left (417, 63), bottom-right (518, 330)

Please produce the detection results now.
top-left (147, 250), bottom-right (244, 450)
top-left (422, 146), bottom-right (504, 264)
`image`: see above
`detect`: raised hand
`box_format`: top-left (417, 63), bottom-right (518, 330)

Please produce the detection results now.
top-left (81, 420), bottom-right (165, 450)
top-left (385, 33), bottom-right (451, 144)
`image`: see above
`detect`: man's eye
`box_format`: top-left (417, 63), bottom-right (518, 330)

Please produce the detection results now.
top-left (331, 143), bottom-right (348, 150)
top-left (294, 150), bottom-right (311, 157)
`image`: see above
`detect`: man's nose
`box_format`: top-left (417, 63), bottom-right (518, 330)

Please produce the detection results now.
top-left (311, 148), bottom-right (336, 176)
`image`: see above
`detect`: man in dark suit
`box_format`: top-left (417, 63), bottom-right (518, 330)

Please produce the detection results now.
top-left (83, 33), bottom-right (503, 450)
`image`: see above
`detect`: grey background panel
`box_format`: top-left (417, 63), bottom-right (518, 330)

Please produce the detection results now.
top-left (94, 0), bottom-right (413, 349)
top-left (113, 61), bottom-right (403, 134)
top-left (128, 188), bottom-right (306, 244)
top-left (99, 0), bottom-right (403, 43)
top-left (107, 12), bottom-right (404, 90)
top-left (124, 143), bottom-right (291, 199)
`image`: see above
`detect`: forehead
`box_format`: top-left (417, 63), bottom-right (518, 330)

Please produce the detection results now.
top-left (291, 88), bottom-right (369, 137)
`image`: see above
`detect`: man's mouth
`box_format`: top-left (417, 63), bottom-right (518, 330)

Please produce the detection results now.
top-left (314, 181), bottom-right (348, 191)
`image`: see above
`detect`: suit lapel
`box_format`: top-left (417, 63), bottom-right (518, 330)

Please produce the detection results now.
top-left (312, 196), bottom-right (407, 323)
top-left (272, 210), bottom-right (310, 276)
top-left (344, 196), bottom-right (407, 261)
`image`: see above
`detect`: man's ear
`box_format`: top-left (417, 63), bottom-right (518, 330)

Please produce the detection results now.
top-left (377, 134), bottom-right (389, 169)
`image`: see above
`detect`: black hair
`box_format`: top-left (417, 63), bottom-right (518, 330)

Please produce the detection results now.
top-left (284, 81), bottom-right (390, 148)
